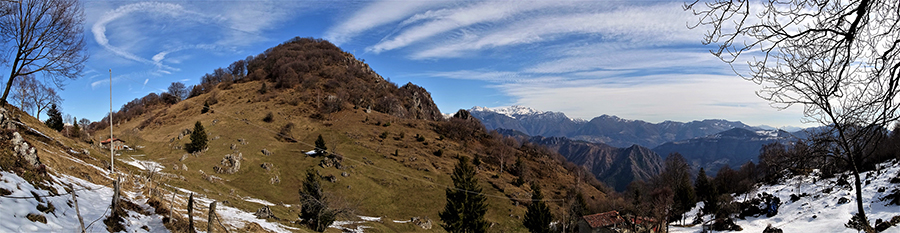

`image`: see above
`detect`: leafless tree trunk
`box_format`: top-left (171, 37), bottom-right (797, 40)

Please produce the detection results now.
top-left (29, 83), bottom-right (61, 121)
top-left (10, 73), bottom-right (34, 112)
top-left (686, 1), bottom-right (900, 231)
top-left (0, 0), bottom-right (87, 105)
top-left (167, 81), bottom-right (188, 101)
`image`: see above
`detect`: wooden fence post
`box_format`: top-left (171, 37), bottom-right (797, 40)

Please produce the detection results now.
top-left (111, 177), bottom-right (120, 217)
top-left (188, 193), bottom-right (195, 233)
top-left (70, 184), bottom-right (85, 233)
top-left (208, 201), bottom-right (217, 232)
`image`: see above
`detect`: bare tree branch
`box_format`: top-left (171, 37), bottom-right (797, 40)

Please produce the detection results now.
top-left (687, 0), bottom-right (900, 231)
top-left (0, 0), bottom-right (86, 105)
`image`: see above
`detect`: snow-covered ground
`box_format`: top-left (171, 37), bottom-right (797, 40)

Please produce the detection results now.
top-left (0, 171), bottom-right (166, 232)
top-left (670, 160), bottom-right (900, 233)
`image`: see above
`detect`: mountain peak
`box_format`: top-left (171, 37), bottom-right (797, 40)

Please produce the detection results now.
top-left (470, 105), bottom-right (548, 119)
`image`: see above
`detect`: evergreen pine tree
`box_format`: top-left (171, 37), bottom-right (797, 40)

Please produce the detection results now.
top-left (44, 103), bottom-right (64, 131)
top-left (523, 183), bottom-right (552, 233)
top-left (201, 101), bottom-right (210, 114)
top-left (314, 134), bottom-right (327, 156)
top-left (694, 167), bottom-right (717, 215)
top-left (664, 153), bottom-right (696, 223)
top-left (185, 121), bottom-right (207, 153)
top-left (299, 169), bottom-right (338, 232)
top-left (440, 156), bottom-right (488, 233)
top-left (71, 117), bottom-right (80, 137)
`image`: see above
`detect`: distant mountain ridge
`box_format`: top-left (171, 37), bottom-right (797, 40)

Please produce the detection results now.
top-left (470, 106), bottom-right (757, 148)
top-left (652, 128), bottom-right (794, 174)
top-left (523, 135), bottom-right (663, 192)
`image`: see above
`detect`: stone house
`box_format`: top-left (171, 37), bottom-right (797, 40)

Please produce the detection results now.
top-left (100, 138), bottom-right (126, 150)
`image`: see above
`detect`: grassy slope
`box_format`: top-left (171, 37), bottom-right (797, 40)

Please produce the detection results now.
top-left (93, 79), bottom-right (609, 232)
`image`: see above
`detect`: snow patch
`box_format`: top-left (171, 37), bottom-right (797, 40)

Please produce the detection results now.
top-left (670, 160), bottom-right (900, 233)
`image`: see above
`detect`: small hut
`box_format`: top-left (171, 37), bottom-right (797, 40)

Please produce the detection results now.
top-left (100, 138), bottom-right (126, 150)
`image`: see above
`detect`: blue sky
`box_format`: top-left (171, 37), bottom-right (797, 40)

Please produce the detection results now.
top-left (24, 0), bottom-right (807, 128)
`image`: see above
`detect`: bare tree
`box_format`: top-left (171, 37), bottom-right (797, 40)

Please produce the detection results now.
top-left (686, 0), bottom-right (900, 231)
top-left (28, 81), bottom-right (61, 120)
top-left (0, 0), bottom-right (87, 105)
top-left (78, 118), bottom-right (90, 131)
top-left (166, 81), bottom-right (188, 101)
top-left (227, 59), bottom-right (247, 79)
top-left (10, 73), bottom-right (35, 113)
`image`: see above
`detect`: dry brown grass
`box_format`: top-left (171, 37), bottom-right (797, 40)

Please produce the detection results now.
top-left (83, 79), bottom-right (609, 232)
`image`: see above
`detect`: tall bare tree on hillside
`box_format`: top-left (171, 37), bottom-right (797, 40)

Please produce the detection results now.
top-left (0, 0), bottom-right (87, 106)
top-left (167, 81), bottom-right (188, 101)
top-left (28, 80), bottom-right (60, 120)
top-left (11, 73), bottom-right (61, 120)
top-left (10, 72), bottom-right (35, 112)
top-left (686, 0), bottom-right (900, 231)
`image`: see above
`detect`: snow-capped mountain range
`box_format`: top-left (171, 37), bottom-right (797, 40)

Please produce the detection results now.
top-left (468, 105), bottom-right (765, 148)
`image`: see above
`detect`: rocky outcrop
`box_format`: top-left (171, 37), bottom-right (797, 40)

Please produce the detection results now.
top-left (255, 206), bottom-right (276, 219)
top-left (1, 107), bottom-right (41, 169)
top-left (0, 107), bottom-right (19, 130)
top-left (398, 83), bottom-right (442, 121)
top-left (11, 132), bottom-right (40, 168)
top-left (411, 216), bottom-right (433, 230)
top-left (213, 153), bottom-right (242, 174)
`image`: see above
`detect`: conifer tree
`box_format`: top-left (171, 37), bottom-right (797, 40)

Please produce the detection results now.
top-left (299, 169), bottom-right (339, 232)
top-left (185, 121), bottom-right (207, 153)
top-left (523, 183), bottom-right (552, 233)
top-left (694, 167), bottom-right (717, 215)
top-left (664, 153), bottom-right (695, 223)
top-left (314, 134), bottom-right (327, 156)
top-left (44, 103), bottom-right (64, 131)
top-left (71, 116), bottom-right (80, 137)
top-left (201, 101), bottom-right (209, 114)
top-left (440, 156), bottom-right (488, 233)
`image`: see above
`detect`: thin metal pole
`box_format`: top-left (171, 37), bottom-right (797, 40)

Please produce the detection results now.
top-left (109, 69), bottom-right (114, 174)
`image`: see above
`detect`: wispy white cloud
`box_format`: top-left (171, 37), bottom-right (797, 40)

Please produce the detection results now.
top-left (91, 1), bottom-right (304, 77)
top-left (524, 45), bottom-right (721, 74)
top-left (92, 2), bottom-right (224, 72)
top-left (410, 3), bottom-right (698, 59)
top-left (325, 0), bottom-right (448, 45)
top-left (367, 1), bottom-right (574, 53)
top-left (493, 74), bottom-right (804, 126)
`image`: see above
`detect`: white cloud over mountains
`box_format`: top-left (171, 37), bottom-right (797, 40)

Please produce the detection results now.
top-left (330, 0), bottom-right (804, 126)
top-left (80, 0), bottom-right (806, 127)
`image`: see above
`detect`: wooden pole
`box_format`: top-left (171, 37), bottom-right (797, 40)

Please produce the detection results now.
top-left (169, 189), bottom-right (176, 217)
top-left (111, 177), bottom-right (120, 217)
top-left (70, 184), bottom-right (84, 233)
top-left (188, 193), bottom-right (195, 233)
top-left (207, 201), bottom-right (217, 233)
top-left (109, 69), bottom-right (114, 174)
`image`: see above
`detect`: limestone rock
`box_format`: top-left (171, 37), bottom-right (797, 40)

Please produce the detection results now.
top-left (261, 148), bottom-right (272, 156)
top-left (213, 153), bottom-right (242, 174)
top-left (255, 206), bottom-right (274, 219)
top-left (411, 216), bottom-right (432, 230)
top-left (0, 107), bottom-right (18, 130)
top-left (261, 163), bottom-right (273, 171)
top-left (398, 83), bottom-right (442, 121)
top-left (11, 132), bottom-right (40, 168)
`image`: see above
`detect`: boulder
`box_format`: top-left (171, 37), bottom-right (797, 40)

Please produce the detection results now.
top-left (213, 153), bottom-right (242, 174)
top-left (763, 224), bottom-right (783, 233)
top-left (261, 163), bottom-right (273, 171)
top-left (411, 216), bottom-right (432, 230)
top-left (261, 148), bottom-right (272, 156)
top-left (255, 206), bottom-right (274, 219)
top-left (11, 132), bottom-right (40, 168)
